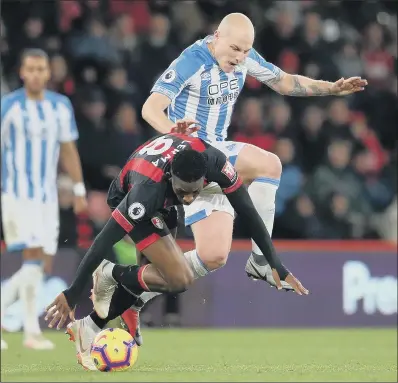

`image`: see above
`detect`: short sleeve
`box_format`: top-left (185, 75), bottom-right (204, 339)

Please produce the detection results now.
top-left (123, 183), bottom-right (166, 223)
top-left (1, 95), bottom-right (12, 124)
top-left (58, 97), bottom-right (78, 142)
top-left (245, 48), bottom-right (282, 85)
top-left (205, 148), bottom-right (243, 194)
top-left (151, 51), bottom-right (204, 101)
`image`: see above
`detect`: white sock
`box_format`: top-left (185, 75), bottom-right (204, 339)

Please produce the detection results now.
top-left (183, 250), bottom-right (210, 279)
top-left (102, 261), bottom-right (116, 280)
top-left (85, 315), bottom-right (101, 332)
top-left (1, 268), bottom-right (25, 319)
top-left (132, 250), bottom-right (210, 311)
top-left (248, 178), bottom-right (279, 256)
top-left (19, 261), bottom-right (44, 337)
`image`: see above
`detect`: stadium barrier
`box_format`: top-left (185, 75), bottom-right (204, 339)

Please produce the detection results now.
top-left (1, 241), bottom-right (396, 330)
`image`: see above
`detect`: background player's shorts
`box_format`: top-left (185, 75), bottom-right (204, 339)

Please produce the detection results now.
top-left (112, 205), bottom-right (178, 252)
top-left (1, 193), bottom-right (59, 255)
top-left (183, 140), bottom-right (246, 226)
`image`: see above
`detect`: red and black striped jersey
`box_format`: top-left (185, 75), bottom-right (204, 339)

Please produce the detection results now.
top-left (107, 133), bottom-right (242, 221)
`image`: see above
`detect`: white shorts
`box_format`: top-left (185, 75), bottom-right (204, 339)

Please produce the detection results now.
top-left (184, 140), bottom-right (246, 226)
top-left (1, 194), bottom-right (59, 255)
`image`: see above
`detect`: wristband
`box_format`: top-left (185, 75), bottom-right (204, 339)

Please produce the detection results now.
top-left (73, 182), bottom-right (86, 197)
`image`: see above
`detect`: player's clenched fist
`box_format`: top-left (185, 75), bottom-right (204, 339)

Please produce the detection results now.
top-left (170, 119), bottom-right (199, 135)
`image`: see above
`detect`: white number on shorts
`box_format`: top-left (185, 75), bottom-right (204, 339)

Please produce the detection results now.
top-left (138, 136), bottom-right (174, 156)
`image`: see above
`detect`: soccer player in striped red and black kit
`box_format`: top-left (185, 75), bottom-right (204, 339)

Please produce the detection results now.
top-left (45, 133), bottom-right (307, 369)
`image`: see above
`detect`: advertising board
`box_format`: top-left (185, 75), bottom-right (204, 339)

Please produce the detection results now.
top-left (1, 241), bottom-right (396, 329)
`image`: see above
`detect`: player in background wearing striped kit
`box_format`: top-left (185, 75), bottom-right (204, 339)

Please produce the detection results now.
top-left (119, 13), bottom-right (367, 340)
top-left (1, 49), bottom-right (87, 350)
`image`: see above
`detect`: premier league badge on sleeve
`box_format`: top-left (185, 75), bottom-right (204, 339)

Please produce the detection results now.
top-left (128, 203), bottom-right (146, 220)
top-left (162, 69), bottom-right (176, 83)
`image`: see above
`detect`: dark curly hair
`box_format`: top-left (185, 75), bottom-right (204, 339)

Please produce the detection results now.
top-left (171, 149), bottom-right (207, 182)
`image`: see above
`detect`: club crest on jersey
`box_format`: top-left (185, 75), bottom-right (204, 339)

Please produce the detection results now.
top-left (128, 203), bottom-right (145, 220)
top-left (162, 69), bottom-right (176, 83)
top-left (201, 72), bottom-right (211, 81)
top-left (151, 217), bottom-right (164, 230)
top-left (221, 161), bottom-right (236, 182)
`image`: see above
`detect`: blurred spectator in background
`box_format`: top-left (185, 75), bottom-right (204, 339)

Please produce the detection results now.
top-left (48, 54), bottom-right (75, 96)
top-left (298, 104), bottom-right (329, 174)
top-left (233, 98), bottom-right (275, 151)
top-left (268, 99), bottom-right (296, 139)
top-left (274, 138), bottom-right (303, 218)
top-left (324, 99), bottom-right (358, 144)
top-left (322, 192), bottom-right (356, 239)
top-left (137, 13), bottom-right (179, 96)
top-left (104, 64), bottom-right (139, 118)
top-left (68, 16), bottom-right (120, 65)
top-left (1, 0), bottom-right (396, 242)
top-left (306, 139), bottom-right (372, 237)
top-left (274, 193), bottom-right (326, 239)
top-left (258, 8), bottom-right (299, 64)
top-left (76, 88), bottom-right (120, 191)
top-left (362, 22), bottom-right (394, 89)
top-left (87, 191), bottom-right (111, 236)
top-left (18, 16), bottom-right (47, 52)
top-left (334, 42), bottom-right (364, 79)
top-left (112, 102), bottom-right (145, 160)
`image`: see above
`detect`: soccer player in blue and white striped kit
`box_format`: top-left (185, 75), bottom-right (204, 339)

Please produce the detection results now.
top-left (116, 13), bottom-right (367, 338)
top-left (141, 13), bottom-right (367, 279)
top-left (1, 49), bottom-right (87, 350)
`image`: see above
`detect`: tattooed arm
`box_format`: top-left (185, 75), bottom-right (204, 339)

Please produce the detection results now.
top-left (245, 48), bottom-right (367, 97)
top-left (270, 73), bottom-right (333, 96)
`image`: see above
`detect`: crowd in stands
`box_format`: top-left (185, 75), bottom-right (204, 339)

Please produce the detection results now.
top-left (2, 0), bottom-right (397, 243)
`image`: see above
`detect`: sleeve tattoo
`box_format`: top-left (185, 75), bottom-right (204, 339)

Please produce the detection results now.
top-left (287, 75), bottom-right (332, 97)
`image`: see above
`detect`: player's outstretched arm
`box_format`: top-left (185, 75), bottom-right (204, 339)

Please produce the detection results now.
top-left (45, 217), bottom-right (127, 328)
top-left (207, 150), bottom-right (308, 294)
top-left (269, 73), bottom-right (368, 97)
top-left (226, 185), bottom-right (309, 295)
top-left (225, 184), bottom-right (286, 278)
top-left (246, 48), bottom-right (367, 97)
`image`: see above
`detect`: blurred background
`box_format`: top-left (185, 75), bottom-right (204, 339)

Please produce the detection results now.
top-left (1, 0), bottom-right (397, 329)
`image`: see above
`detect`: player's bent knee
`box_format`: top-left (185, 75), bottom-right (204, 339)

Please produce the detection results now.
top-left (236, 145), bottom-right (283, 182)
top-left (254, 151), bottom-right (282, 180)
top-left (166, 261), bottom-right (194, 292)
top-left (196, 248), bottom-right (229, 271)
top-left (168, 272), bottom-right (194, 292)
top-left (266, 152), bottom-right (282, 179)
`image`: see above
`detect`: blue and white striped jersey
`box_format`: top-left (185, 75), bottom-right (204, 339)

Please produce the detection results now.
top-left (151, 35), bottom-right (281, 142)
top-left (1, 88), bottom-right (78, 202)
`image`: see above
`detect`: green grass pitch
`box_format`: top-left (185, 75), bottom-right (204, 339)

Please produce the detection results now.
top-left (1, 328), bottom-right (397, 382)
